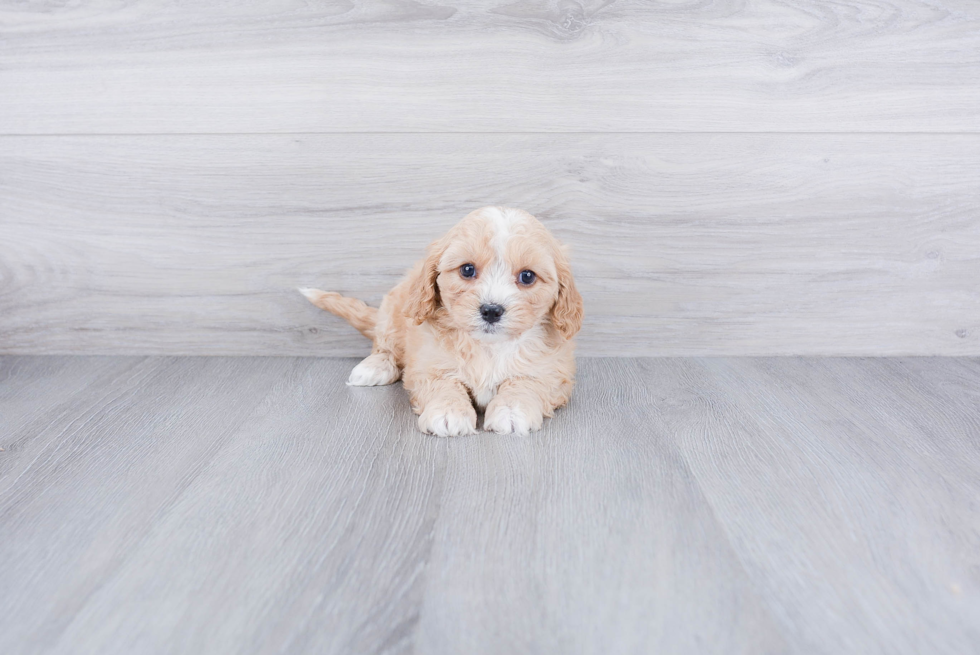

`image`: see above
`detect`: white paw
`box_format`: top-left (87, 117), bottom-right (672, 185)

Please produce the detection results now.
top-left (419, 408), bottom-right (477, 437)
top-left (484, 403), bottom-right (541, 436)
top-left (347, 354), bottom-right (400, 387)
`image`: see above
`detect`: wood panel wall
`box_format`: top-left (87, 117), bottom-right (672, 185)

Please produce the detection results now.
top-left (1, 0), bottom-right (978, 356)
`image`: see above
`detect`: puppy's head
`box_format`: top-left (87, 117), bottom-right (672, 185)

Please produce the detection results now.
top-left (408, 207), bottom-right (583, 341)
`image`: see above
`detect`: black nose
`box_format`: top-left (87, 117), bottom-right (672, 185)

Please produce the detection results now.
top-left (480, 304), bottom-right (505, 324)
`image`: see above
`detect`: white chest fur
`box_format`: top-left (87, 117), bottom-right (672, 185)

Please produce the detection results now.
top-left (464, 328), bottom-right (542, 408)
top-left (414, 322), bottom-right (544, 408)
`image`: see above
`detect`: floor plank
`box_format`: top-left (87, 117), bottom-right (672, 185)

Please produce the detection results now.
top-left (1, 356), bottom-right (978, 654)
top-left (639, 357), bottom-right (980, 654)
top-left (41, 358), bottom-right (445, 655)
top-left (0, 356), bottom-right (133, 439)
top-left (415, 359), bottom-right (788, 654)
top-left (3, 134), bottom-right (978, 357)
top-left (2, 0), bottom-right (979, 133)
top-left (0, 357), bottom-right (299, 653)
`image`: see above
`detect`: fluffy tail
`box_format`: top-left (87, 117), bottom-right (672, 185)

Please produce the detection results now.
top-left (299, 288), bottom-right (377, 340)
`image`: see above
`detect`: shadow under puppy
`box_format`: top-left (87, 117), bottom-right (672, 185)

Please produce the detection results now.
top-left (300, 207), bottom-right (583, 437)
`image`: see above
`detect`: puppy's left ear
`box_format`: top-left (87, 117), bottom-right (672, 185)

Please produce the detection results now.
top-left (550, 245), bottom-right (584, 339)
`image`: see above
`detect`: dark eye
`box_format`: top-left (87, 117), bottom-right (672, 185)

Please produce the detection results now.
top-left (460, 263), bottom-right (477, 279)
top-left (518, 270), bottom-right (536, 285)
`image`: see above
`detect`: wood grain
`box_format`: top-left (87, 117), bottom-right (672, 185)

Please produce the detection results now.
top-left (0, 356), bottom-right (129, 439)
top-left (414, 358), bottom-right (788, 654)
top-left (638, 357), bottom-right (980, 653)
top-left (41, 359), bottom-right (445, 654)
top-left (2, 134), bottom-right (978, 356)
top-left (1, 0), bottom-right (979, 133)
top-left (0, 357), bottom-right (299, 653)
top-left (1, 356), bottom-right (978, 653)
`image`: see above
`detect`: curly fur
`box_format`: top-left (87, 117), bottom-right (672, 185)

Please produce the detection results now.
top-left (301, 207), bottom-right (583, 437)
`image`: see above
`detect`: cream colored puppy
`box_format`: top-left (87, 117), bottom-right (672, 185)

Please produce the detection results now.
top-left (300, 207), bottom-right (583, 437)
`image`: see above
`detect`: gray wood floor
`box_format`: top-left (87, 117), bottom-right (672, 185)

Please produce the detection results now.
top-left (1, 356), bottom-right (977, 654)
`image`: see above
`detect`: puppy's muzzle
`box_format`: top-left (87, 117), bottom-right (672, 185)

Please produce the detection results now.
top-left (480, 304), bottom-right (505, 324)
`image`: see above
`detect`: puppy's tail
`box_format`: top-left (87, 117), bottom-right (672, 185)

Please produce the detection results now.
top-left (299, 288), bottom-right (377, 340)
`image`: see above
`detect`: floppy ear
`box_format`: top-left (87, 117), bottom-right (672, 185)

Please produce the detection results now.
top-left (406, 238), bottom-right (445, 325)
top-left (550, 246), bottom-right (584, 339)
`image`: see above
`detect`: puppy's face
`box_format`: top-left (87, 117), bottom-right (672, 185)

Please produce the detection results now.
top-left (411, 207), bottom-right (583, 341)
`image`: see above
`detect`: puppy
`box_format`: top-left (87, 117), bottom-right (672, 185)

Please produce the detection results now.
top-left (300, 206), bottom-right (583, 437)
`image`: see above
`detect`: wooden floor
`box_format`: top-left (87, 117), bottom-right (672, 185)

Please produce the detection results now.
top-left (1, 356), bottom-right (978, 654)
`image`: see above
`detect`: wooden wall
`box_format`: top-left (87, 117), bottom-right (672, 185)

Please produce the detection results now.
top-left (2, 0), bottom-right (978, 356)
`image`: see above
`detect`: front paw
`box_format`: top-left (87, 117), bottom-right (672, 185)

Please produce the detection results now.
top-left (347, 354), bottom-right (400, 387)
top-left (419, 407), bottom-right (477, 437)
top-left (484, 402), bottom-right (543, 436)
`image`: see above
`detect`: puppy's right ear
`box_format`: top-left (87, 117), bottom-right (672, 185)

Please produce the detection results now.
top-left (406, 238), bottom-right (445, 324)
